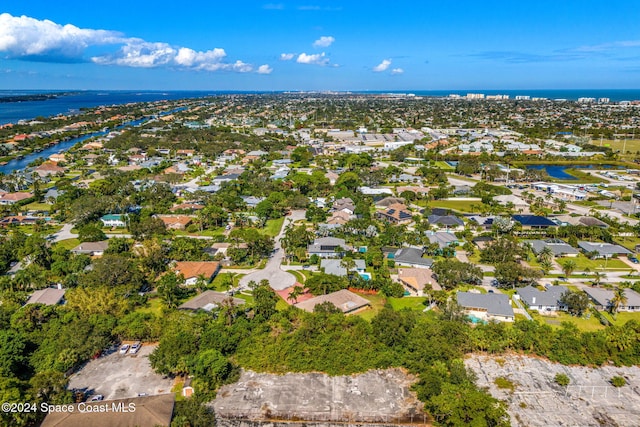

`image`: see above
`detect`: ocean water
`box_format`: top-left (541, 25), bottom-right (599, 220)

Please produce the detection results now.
top-left (1, 89), bottom-right (639, 126)
top-left (0, 90), bottom-right (218, 125)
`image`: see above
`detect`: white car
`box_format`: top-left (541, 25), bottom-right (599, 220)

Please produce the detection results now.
top-left (89, 395), bottom-right (104, 402)
top-left (119, 344), bottom-right (130, 354)
top-left (129, 342), bottom-right (141, 354)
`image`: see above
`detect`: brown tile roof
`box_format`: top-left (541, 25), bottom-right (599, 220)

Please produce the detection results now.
top-left (398, 268), bottom-right (441, 291)
top-left (173, 261), bottom-right (220, 280)
top-left (295, 289), bottom-right (370, 314)
top-left (156, 215), bottom-right (194, 228)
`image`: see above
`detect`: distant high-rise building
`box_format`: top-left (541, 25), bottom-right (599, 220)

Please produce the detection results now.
top-left (515, 95), bottom-right (531, 100)
top-left (598, 98), bottom-right (610, 104)
top-left (466, 93), bottom-right (485, 99)
top-left (577, 97), bottom-right (596, 103)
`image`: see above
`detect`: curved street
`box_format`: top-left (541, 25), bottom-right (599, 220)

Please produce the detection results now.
top-left (238, 210), bottom-right (306, 290)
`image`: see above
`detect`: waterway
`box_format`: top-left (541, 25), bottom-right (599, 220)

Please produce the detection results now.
top-left (525, 164), bottom-right (625, 180)
top-left (0, 110), bottom-right (181, 175)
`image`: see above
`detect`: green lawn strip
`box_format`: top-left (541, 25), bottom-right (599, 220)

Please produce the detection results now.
top-left (429, 199), bottom-right (483, 213)
top-left (388, 296), bottom-right (428, 311)
top-left (285, 270), bottom-right (305, 284)
top-left (357, 293), bottom-right (388, 321)
top-left (56, 238), bottom-right (80, 250)
top-left (260, 217), bottom-right (285, 237)
top-left (570, 255), bottom-right (629, 271)
top-left (23, 202), bottom-right (53, 211)
top-left (605, 311), bottom-right (640, 326)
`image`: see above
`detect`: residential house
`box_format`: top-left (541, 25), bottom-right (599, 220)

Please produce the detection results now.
top-left (393, 247), bottom-right (433, 268)
top-left (577, 241), bottom-right (632, 258)
top-left (71, 241), bottom-right (109, 256)
top-left (374, 197), bottom-right (405, 209)
top-left (376, 203), bottom-right (413, 224)
top-left (516, 285), bottom-right (569, 312)
top-left (425, 231), bottom-right (459, 250)
top-left (307, 237), bottom-right (349, 258)
top-left (332, 197), bottom-right (356, 215)
top-left (512, 214), bottom-right (556, 229)
top-left (178, 290), bottom-right (245, 311)
top-left (100, 214), bottom-right (126, 228)
top-left (241, 196), bottom-right (266, 208)
top-left (468, 215), bottom-right (495, 230)
top-left (172, 261), bottom-right (221, 286)
top-left (156, 215), bottom-right (194, 230)
top-left (427, 214), bottom-right (464, 230)
top-left (34, 162), bottom-right (65, 178)
top-left (325, 171), bottom-right (340, 185)
top-left (0, 192), bottom-right (33, 205)
top-left (493, 194), bottom-right (529, 211)
top-left (41, 394), bottom-right (175, 427)
top-left (397, 268), bottom-right (441, 296)
top-left (170, 203), bottom-right (205, 212)
top-left (525, 239), bottom-right (579, 257)
top-left (212, 173), bottom-right (241, 184)
top-left (584, 287), bottom-right (640, 312)
top-left (456, 291), bottom-right (515, 322)
top-left (327, 211), bottom-right (353, 225)
top-left (294, 289), bottom-right (370, 314)
top-left (25, 288), bottom-right (66, 306)
top-left (320, 259), bottom-right (366, 277)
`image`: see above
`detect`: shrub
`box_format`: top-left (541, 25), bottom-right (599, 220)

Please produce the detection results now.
top-left (554, 373), bottom-right (570, 387)
top-left (611, 376), bottom-right (626, 387)
top-left (494, 377), bottom-right (515, 391)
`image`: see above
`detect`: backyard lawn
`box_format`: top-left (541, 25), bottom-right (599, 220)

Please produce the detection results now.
top-left (568, 255), bottom-right (630, 271)
top-left (428, 199), bottom-right (484, 213)
top-left (388, 296), bottom-right (428, 311)
top-left (23, 202), bottom-right (53, 211)
top-left (531, 310), bottom-right (605, 332)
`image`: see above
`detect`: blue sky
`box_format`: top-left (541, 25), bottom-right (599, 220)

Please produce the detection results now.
top-left (1, 0), bottom-right (640, 90)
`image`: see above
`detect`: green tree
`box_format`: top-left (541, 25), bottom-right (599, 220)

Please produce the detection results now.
top-left (77, 223), bottom-right (106, 243)
top-left (560, 290), bottom-right (590, 316)
top-left (560, 259), bottom-right (577, 278)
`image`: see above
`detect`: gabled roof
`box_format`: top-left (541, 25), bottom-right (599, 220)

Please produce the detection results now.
top-left (398, 268), bottom-right (441, 291)
top-left (320, 259), bottom-right (366, 276)
top-left (457, 291), bottom-right (514, 318)
top-left (584, 287), bottom-right (640, 308)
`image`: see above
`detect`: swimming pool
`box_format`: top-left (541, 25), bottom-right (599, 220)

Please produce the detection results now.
top-left (359, 272), bottom-right (372, 281)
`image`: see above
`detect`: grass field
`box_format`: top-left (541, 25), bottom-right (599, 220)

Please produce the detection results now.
top-left (23, 202), bottom-right (53, 211)
top-left (259, 217), bottom-right (285, 237)
top-left (567, 255), bottom-right (630, 271)
top-left (285, 270), bottom-right (305, 284)
top-left (605, 311), bottom-right (640, 326)
top-left (56, 238), bottom-right (80, 250)
top-left (432, 161), bottom-right (455, 171)
top-left (596, 139), bottom-right (640, 154)
top-left (429, 199), bottom-right (483, 213)
top-left (388, 296), bottom-right (428, 311)
top-left (531, 311), bottom-right (605, 332)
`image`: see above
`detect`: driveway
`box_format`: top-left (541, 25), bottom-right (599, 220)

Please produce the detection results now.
top-left (238, 210), bottom-right (306, 291)
top-left (51, 223), bottom-right (78, 242)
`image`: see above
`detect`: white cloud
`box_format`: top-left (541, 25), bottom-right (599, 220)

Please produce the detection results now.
top-left (280, 53), bottom-right (295, 61)
top-left (257, 64), bottom-right (273, 74)
top-left (373, 59), bottom-right (392, 72)
top-left (296, 52), bottom-right (329, 66)
top-left (0, 13), bottom-right (122, 60)
top-left (0, 13), bottom-right (254, 73)
top-left (391, 68), bottom-right (404, 74)
top-left (313, 36), bottom-right (335, 48)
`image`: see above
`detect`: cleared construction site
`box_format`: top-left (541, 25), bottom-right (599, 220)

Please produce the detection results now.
top-left (211, 369), bottom-right (428, 427)
top-left (466, 354), bottom-right (640, 427)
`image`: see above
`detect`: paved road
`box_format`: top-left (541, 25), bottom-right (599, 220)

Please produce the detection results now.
top-left (51, 223), bottom-right (78, 242)
top-left (238, 210), bottom-right (306, 290)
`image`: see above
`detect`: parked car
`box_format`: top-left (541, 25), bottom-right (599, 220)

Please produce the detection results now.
top-left (119, 344), bottom-right (130, 354)
top-left (89, 395), bottom-right (104, 402)
top-left (129, 342), bottom-right (141, 354)
top-left (628, 256), bottom-right (639, 264)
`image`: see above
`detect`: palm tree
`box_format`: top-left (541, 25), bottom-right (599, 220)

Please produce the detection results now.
top-left (609, 287), bottom-right (628, 318)
top-left (561, 259), bottom-right (577, 278)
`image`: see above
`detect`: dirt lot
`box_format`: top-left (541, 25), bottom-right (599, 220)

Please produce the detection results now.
top-left (67, 344), bottom-right (174, 401)
top-left (466, 354), bottom-right (640, 427)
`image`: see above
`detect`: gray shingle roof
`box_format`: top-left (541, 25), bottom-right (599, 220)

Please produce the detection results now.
top-left (525, 239), bottom-right (579, 256)
top-left (394, 247), bottom-right (433, 267)
top-left (320, 259), bottom-right (366, 276)
top-left (577, 241), bottom-right (632, 256)
top-left (517, 285), bottom-right (568, 307)
top-left (457, 291), bottom-right (514, 318)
